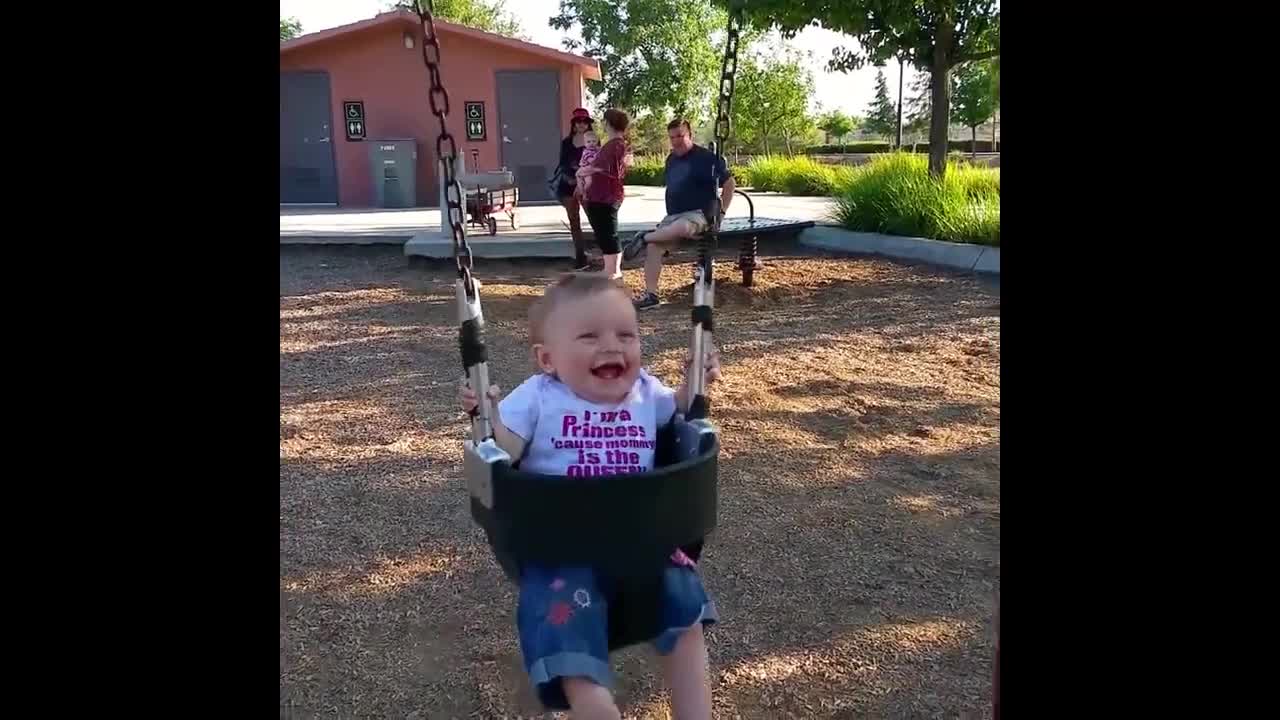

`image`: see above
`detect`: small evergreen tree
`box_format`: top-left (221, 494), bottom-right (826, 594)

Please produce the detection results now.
top-left (863, 68), bottom-right (897, 140)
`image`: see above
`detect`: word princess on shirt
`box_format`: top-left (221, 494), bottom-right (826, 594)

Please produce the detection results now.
top-left (551, 410), bottom-right (656, 475)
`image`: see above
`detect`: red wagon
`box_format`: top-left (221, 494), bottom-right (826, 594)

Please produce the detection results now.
top-left (465, 184), bottom-right (520, 236)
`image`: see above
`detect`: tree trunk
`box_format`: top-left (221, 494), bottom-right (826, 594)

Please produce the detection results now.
top-left (928, 63), bottom-right (952, 177)
top-left (784, 134), bottom-right (792, 156)
top-left (929, 17), bottom-right (955, 178)
top-left (971, 125), bottom-right (977, 159)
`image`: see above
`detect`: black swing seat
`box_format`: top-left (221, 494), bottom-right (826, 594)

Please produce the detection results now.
top-left (699, 190), bottom-right (817, 239)
top-left (658, 189), bottom-right (817, 286)
top-left (465, 416), bottom-right (720, 651)
top-left (712, 215), bottom-right (817, 237)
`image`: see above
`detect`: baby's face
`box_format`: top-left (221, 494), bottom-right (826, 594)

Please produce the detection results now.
top-left (535, 289), bottom-right (642, 404)
top-left (583, 133), bottom-right (600, 149)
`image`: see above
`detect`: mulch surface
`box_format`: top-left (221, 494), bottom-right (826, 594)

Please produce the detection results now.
top-left (281, 242), bottom-right (1000, 718)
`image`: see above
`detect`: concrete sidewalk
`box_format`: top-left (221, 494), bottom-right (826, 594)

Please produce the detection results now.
top-left (280, 185), bottom-right (835, 248)
top-left (281, 186), bottom-right (1000, 277)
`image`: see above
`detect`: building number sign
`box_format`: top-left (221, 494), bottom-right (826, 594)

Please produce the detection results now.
top-left (344, 101), bottom-right (366, 141)
top-left (464, 101), bottom-right (486, 141)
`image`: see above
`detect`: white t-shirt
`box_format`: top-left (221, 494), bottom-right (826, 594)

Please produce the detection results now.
top-left (498, 370), bottom-right (678, 477)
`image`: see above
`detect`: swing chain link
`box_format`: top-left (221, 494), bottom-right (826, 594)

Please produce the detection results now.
top-left (713, 2), bottom-right (744, 156)
top-left (702, 0), bottom-right (744, 271)
top-left (412, 0), bottom-right (473, 292)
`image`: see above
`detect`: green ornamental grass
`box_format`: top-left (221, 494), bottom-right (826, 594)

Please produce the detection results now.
top-left (624, 151), bottom-right (999, 246)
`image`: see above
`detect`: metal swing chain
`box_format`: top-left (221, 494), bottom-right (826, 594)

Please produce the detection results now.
top-left (411, 0), bottom-right (494, 442)
top-left (705, 0), bottom-right (744, 264)
top-left (687, 0), bottom-right (744, 421)
top-left (412, 0), bottom-right (472, 292)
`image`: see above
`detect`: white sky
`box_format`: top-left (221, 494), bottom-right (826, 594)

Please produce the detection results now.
top-left (280, 0), bottom-right (923, 119)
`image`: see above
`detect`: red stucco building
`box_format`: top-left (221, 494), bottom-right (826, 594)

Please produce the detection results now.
top-left (280, 9), bottom-right (601, 207)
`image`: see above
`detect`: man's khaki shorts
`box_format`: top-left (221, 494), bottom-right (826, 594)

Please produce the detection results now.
top-left (656, 209), bottom-right (710, 237)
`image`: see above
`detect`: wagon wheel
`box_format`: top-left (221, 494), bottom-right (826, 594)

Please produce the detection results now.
top-left (487, 216), bottom-right (498, 236)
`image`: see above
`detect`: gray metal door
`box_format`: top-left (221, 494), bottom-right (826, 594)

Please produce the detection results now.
top-left (495, 70), bottom-right (560, 202)
top-left (280, 72), bottom-right (338, 204)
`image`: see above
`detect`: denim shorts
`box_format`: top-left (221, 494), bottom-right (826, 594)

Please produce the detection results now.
top-left (516, 563), bottom-right (717, 711)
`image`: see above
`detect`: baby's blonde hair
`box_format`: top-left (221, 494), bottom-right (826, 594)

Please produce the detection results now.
top-left (528, 273), bottom-right (630, 347)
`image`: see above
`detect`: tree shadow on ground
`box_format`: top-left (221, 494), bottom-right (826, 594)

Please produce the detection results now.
top-left (281, 246), bottom-right (997, 412)
top-left (280, 437), bottom-right (999, 718)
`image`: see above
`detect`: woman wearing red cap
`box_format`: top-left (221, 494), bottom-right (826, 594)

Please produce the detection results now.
top-left (553, 108), bottom-right (596, 270)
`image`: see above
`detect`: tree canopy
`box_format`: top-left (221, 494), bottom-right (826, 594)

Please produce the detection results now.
top-left (905, 72), bottom-right (932, 137)
top-left (394, 0), bottom-right (526, 39)
top-left (280, 17), bottom-right (302, 41)
top-left (951, 60), bottom-right (997, 130)
top-left (817, 110), bottom-right (856, 149)
top-left (732, 44), bottom-right (816, 154)
top-left (863, 68), bottom-right (897, 139)
top-left (551, 0), bottom-right (728, 121)
top-left (730, 0), bottom-right (999, 177)
top-left (950, 58), bottom-right (997, 154)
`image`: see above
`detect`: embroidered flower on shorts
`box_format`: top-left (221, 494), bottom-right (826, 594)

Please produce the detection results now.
top-left (550, 577), bottom-right (566, 591)
top-left (548, 601), bottom-right (573, 626)
top-left (573, 588), bottom-right (591, 608)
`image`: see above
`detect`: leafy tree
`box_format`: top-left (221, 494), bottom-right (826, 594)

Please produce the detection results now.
top-left (863, 68), bottom-right (896, 140)
top-left (989, 56), bottom-right (1000, 151)
top-left (990, 56), bottom-right (1000, 105)
top-left (817, 110), bottom-right (855, 151)
top-left (732, 0), bottom-right (999, 178)
top-left (550, 0), bottom-right (728, 120)
top-left (630, 112), bottom-right (672, 156)
top-left (280, 17), bottom-right (302, 41)
top-left (392, 0), bottom-right (526, 39)
top-left (905, 71), bottom-right (932, 138)
top-left (950, 59), bottom-right (997, 157)
top-left (732, 45), bottom-right (816, 155)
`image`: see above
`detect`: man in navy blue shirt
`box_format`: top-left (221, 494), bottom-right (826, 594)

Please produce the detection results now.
top-left (621, 118), bottom-right (735, 310)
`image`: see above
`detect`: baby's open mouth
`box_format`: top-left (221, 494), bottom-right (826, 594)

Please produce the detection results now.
top-left (591, 362), bottom-right (626, 380)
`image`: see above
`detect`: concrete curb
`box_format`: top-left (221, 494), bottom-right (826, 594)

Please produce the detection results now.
top-left (405, 231), bottom-right (576, 259)
top-left (402, 223), bottom-right (656, 259)
top-left (971, 245), bottom-right (1001, 273)
top-left (799, 225), bottom-right (999, 275)
top-left (281, 235), bottom-right (411, 245)
top-left (285, 221), bottom-right (1001, 275)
